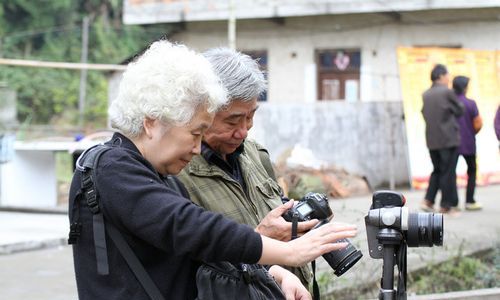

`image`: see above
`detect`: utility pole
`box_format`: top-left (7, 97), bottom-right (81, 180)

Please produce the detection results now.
top-left (78, 16), bottom-right (89, 128)
top-left (228, 0), bottom-right (236, 50)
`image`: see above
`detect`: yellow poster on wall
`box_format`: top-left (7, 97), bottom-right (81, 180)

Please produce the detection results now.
top-left (397, 47), bottom-right (500, 189)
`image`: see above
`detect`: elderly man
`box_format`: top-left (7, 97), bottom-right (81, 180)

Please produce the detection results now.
top-left (420, 64), bottom-right (464, 215)
top-left (177, 48), bottom-right (315, 287)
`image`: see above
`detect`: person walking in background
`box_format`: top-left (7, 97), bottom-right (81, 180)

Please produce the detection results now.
top-left (495, 105), bottom-right (500, 145)
top-left (420, 64), bottom-right (464, 215)
top-left (453, 76), bottom-right (483, 211)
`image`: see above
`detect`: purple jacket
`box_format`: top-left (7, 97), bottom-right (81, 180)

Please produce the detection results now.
top-left (456, 94), bottom-right (479, 155)
top-left (495, 105), bottom-right (500, 141)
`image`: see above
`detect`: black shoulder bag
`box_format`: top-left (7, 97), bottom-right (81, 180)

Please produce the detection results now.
top-left (195, 262), bottom-right (285, 300)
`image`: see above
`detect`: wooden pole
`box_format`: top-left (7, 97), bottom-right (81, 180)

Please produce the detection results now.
top-left (0, 58), bottom-right (126, 71)
top-left (228, 0), bottom-right (236, 50)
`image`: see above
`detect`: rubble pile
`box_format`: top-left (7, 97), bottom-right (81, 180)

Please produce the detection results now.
top-left (273, 144), bottom-right (370, 200)
top-left (275, 166), bottom-right (370, 200)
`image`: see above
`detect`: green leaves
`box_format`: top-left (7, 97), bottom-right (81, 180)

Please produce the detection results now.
top-left (1, 0), bottom-right (170, 127)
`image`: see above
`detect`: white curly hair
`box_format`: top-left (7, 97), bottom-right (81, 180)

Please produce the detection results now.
top-left (109, 40), bottom-right (228, 138)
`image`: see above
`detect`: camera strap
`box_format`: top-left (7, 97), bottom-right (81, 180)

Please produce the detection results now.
top-left (289, 216), bottom-right (320, 300)
top-left (291, 212), bottom-right (299, 240)
top-left (311, 260), bottom-right (320, 300)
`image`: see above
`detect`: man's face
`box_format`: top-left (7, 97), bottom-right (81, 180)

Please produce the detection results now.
top-left (203, 98), bottom-right (258, 157)
top-left (145, 106), bottom-right (213, 175)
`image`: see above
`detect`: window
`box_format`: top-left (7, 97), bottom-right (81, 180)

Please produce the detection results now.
top-left (316, 49), bottom-right (361, 101)
top-left (243, 50), bottom-right (268, 101)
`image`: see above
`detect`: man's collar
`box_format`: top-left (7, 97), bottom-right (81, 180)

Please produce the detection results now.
top-left (201, 141), bottom-right (245, 164)
top-left (201, 142), bottom-right (217, 162)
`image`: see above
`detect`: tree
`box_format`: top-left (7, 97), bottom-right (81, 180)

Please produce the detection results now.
top-left (0, 0), bottom-right (170, 128)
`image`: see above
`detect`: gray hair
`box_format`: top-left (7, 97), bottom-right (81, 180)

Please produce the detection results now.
top-left (109, 40), bottom-right (228, 138)
top-left (203, 47), bottom-right (266, 102)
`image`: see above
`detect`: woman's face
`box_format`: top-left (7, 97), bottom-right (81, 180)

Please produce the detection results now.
top-left (142, 106), bottom-right (214, 175)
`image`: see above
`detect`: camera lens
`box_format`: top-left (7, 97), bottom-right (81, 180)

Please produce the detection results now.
top-left (322, 238), bottom-right (363, 276)
top-left (406, 212), bottom-right (443, 247)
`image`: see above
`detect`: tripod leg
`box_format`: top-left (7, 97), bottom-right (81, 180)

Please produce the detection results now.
top-left (379, 245), bottom-right (396, 300)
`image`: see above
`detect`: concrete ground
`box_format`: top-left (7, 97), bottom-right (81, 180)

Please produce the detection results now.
top-left (0, 212), bottom-right (76, 300)
top-left (0, 184), bottom-right (499, 300)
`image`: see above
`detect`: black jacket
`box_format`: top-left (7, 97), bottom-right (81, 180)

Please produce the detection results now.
top-left (68, 133), bottom-right (262, 299)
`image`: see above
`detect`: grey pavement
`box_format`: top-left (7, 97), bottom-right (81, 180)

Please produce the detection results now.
top-left (0, 184), bottom-right (499, 300)
top-left (0, 211), bottom-right (76, 300)
top-left (0, 211), bottom-right (68, 254)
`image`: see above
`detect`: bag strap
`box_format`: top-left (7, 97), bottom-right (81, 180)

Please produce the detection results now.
top-left (74, 144), bottom-right (166, 300)
top-left (106, 221), bottom-right (166, 300)
top-left (76, 144), bottom-right (112, 275)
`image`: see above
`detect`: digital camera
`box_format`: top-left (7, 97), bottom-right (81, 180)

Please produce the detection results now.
top-left (365, 190), bottom-right (443, 259)
top-left (283, 192), bottom-right (363, 276)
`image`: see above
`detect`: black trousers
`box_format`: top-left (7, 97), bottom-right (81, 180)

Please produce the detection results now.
top-left (425, 147), bottom-right (459, 208)
top-left (460, 154), bottom-right (477, 204)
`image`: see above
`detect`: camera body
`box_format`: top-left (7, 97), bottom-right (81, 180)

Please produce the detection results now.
top-left (365, 191), bottom-right (443, 259)
top-left (282, 192), bottom-right (332, 223)
top-left (283, 192), bottom-right (362, 276)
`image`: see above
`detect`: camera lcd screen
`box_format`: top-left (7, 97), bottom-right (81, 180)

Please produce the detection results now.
top-left (297, 203), bottom-right (313, 216)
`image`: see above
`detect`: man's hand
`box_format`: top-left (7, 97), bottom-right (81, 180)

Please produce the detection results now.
top-left (255, 200), bottom-right (319, 241)
top-left (269, 265), bottom-right (311, 300)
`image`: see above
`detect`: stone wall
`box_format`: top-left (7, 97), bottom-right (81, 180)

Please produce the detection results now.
top-left (249, 101), bottom-right (411, 188)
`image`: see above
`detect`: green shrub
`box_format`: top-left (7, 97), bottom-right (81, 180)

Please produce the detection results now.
top-left (408, 248), bottom-right (500, 295)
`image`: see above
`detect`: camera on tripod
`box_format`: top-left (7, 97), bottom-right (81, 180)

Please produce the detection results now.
top-left (283, 192), bottom-right (363, 276)
top-left (364, 190), bottom-right (444, 299)
top-left (365, 190), bottom-right (443, 258)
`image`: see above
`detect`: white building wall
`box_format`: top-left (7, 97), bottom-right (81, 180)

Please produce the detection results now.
top-left (170, 11), bottom-right (500, 103)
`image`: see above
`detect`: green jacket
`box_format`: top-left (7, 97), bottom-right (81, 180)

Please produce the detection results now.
top-left (177, 139), bottom-right (312, 286)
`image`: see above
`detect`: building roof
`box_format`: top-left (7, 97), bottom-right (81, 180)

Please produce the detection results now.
top-left (123, 0), bottom-right (500, 25)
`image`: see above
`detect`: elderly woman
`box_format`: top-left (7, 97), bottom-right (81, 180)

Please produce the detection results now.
top-left (68, 40), bottom-right (357, 300)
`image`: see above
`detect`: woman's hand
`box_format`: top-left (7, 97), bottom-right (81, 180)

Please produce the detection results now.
top-left (286, 222), bottom-right (357, 266)
top-left (259, 222), bottom-right (357, 267)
